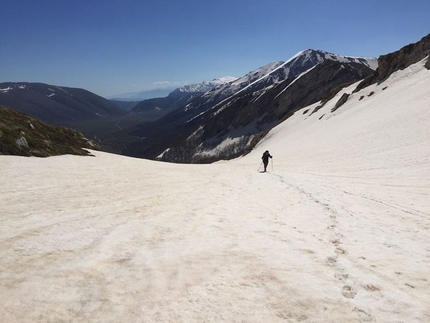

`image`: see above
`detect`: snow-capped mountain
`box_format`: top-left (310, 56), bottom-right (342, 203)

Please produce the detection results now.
top-left (176, 37), bottom-right (427, 164)
top-left (171, 77), bottom-right (237, 95)
top-left (111, 77), bottom-right (238, 101)
top-left (157, 59), bottom-right (374, 163)
top-left (183, 50), bottom-right (377, 112)
top-left (131, 77), bottom-right (238, 115)
top-left (187, 61), bottom-right (285, 109)
top-left (123, 49), bottom-right (377, 161)
top-left (124, 34), bottom-right (430, 163)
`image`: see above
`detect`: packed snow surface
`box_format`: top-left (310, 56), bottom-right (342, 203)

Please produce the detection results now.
top-left (1, 60), bottom-right (430, 322)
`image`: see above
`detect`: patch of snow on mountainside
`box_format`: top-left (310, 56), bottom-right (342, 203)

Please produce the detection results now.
top-left (199, 61), bottom-right (285, 100)
top-left (0, 87), bottom-right (12, 93)
top-left (274, 64), bottom-right (320, 99)
top-left (323, 51), bottom-right (378, 70)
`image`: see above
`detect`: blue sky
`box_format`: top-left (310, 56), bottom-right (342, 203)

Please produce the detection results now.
top-left (1, 0), bottom-right (429, 97)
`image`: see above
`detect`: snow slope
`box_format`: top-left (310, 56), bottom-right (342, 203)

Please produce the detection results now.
top-left (1, 59), bottom-right (429, 322)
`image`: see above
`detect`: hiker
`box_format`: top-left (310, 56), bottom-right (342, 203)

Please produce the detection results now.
top-left (261, 150), bottom-right (272, 172)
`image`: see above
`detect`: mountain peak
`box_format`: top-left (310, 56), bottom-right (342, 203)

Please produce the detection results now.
top-left (281, 49), bottom-right (378, 74)
top-left (175, 76), bottom-right (238, 93)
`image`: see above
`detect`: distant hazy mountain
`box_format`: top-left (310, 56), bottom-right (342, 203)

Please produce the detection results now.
top-left (0, 82), bottom-right (126, 127)
top-left (109, 100), bottom-right (140, 111)
top-left (130, 77), bottom-right (238, 114)
top-left (108, 88), bottom-right (177, 101)
top-left (108, 77), bottom-right (237, 101)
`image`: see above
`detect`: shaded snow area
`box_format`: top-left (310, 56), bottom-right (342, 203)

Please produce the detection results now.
top-left (1, 60), bottom-right (430, 322)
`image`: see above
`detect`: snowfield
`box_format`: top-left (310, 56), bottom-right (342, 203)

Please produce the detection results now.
top-left (1, 59), bottom-right (430, 322)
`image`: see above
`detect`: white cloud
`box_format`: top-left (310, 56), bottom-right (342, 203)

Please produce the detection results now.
top-left (152, 80), bottom-right (186, 88)
top-left (153, 81), bottom-right (171, 86)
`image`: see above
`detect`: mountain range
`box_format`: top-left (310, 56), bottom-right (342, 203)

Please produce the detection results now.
top-left (0, 83), bottom-right (126, 127)
top-left (130, 77), bottom-right (238, 114)
top-left (108, 77), bottom-right (237, 102)
top-left (122, 49), bottom-right (377, 162)
top-left (107, 87), bottom-right (177, 101)
top-left (1, 34), bottom-right (429, 161)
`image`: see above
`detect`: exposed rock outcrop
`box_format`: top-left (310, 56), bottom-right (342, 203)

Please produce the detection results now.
top-left (331, 93), bottom-right (350, 113)
top-left (355, 34), bottom-right (430, 92)
top-left (378, 34), bottom-right (430, 79)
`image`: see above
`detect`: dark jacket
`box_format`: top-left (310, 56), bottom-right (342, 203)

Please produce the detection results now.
top-left (262, 151), bottom-right (272, 164)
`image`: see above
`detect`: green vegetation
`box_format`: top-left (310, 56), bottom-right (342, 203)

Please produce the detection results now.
top-left (0, 105), bottom-right (98, 157)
